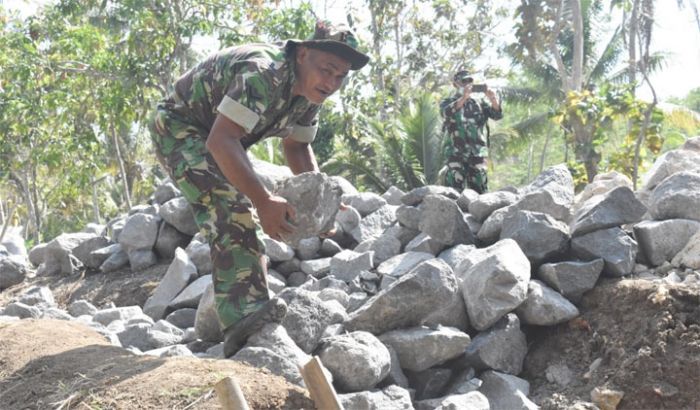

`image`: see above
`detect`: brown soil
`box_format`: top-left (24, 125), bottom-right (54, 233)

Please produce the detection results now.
top-left (0, 319), bottom-right (313, 409)
top-left (2, 266), bottom-right (700, 409)
top-left (525, 278), bottom-right (700, 410)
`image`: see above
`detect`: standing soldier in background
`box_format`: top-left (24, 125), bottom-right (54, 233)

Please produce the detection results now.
top-left (440, 70), bottom-right (502, 193)
top-left (149, 21), bottom-right (369, 357)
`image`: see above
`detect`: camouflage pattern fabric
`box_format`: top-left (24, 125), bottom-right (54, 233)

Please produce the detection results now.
top-left (149, 43), bottom-right (320, 330)
top-left (440, 95), bottom-right (502, 194)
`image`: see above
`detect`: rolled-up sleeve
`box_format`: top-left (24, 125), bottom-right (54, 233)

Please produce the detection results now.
top-left (216, 61), bottom-right (270, 133)
top-left (288, 104), bottom-right (321, 143)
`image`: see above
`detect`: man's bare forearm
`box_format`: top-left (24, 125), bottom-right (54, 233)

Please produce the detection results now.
top-left (283, 139), bottom-right (319, 174)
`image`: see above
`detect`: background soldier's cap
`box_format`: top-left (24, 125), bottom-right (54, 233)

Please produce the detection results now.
top-left (454, 70), bottom-right (473, 83)
top-left (291, 20), bottom-right (370, 70)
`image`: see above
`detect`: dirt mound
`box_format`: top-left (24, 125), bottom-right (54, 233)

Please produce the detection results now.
top-left (0, 319), bottom-right (313, 409)
top-left (526, 278), bottom-right (700, 410)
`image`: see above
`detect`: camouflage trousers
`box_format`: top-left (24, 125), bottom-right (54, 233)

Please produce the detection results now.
top-left (445, 155), bottom-right (488, 194)
top-left (149, 104), bottom-right (269, 331)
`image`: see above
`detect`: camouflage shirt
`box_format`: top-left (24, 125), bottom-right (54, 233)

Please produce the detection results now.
top-left (440, 94), bottom-right (502, 158)
top-left (162, 42), bottom-right (320, 149)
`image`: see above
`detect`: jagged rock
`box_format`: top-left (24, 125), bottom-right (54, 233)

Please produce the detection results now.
top-left (515, 280), bottom-right (580, 325)
top-left (571, 227), bottom-right (638, 277)
top-left (152, 181), bottom-right (180, 205)
top-left (155, 223), bottom-right (191, 260)
top-left (165, 308), bottom-right (197, 329)
top-left (0, 257), bottom-right (27, 289)
top-left (168, 275), bottom-right (211, 310)
top-left (119, 213), bottom-right (161, 250)
top-left (415, 391), bottom-right (490, 410)
top-left (641, 145), bottom-right (700, 192)
top-left (158, 197), bottom-right (198, 236)
top-left (382, 186), bottom-right (406, 206)
top-left (277, 288), bottom-right (347, 353)
top-left (379, 325), bottom-right (471, 372)
top-left (407, 367), bottom-right (453, 400)
top-left (317, 331), bottom-right (391, 392)
top-left (419, 195), bottom-right (474, 246)
top-left (460, 239), bottom-right (530, 330)
top-left (501, 210), bottom-right (570, 266)
top-left (342, 192), bottom-right (388, 217)
top-left (377, 252), bottom-right (434, 278)
top-left (274, 172), bottom-right (342, 247)
top-left (296, 237), bottom-right (321, 260)
top-left (396, 205), bottom-right (421, 230)
top-left (350, 205), bottom-right (398, 243)
top-left (39, 232), bottom-right (95, 276)
top-left (346, 259), bottom-right (458, 335)
top-left (402, 185), bottom-right (460, 206)
top-left (194, 283), bottom-right (223, 342)
top-left (338, 385), bottom-right (414, 410)
top-left (672, 231), bottom-right (700, 269)
top-left (234, 346), bottom-right (304, 386)
top-left (634, 219), bottom-right (700, 266)
top-left (330, 250), bottom-right (374, 282)
top-left (575, 171), bottom-right (633, 212)
top-left (457, 313), bottom-right (527, 375)
top-left (468, 191), bottom-right (519, 222)
top-left (143, 248), bottom-right (197, 320)
top-left (478, 371), bottom-right (538, 410)
top-left (649, 171), bottom-right (700, 222)
top-left (264, 237), bottom-right (295, 262)
top-left (571, 186), bottom-right (647, 237)
top-left (537, 259), bottom-right (604, 302)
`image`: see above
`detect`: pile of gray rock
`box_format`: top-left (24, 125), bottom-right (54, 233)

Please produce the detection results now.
top-left (2, 138), bottom-right (700, 410)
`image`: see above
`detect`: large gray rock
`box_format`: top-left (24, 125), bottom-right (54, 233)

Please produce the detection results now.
top-left (317, 331), bottom-right (391, 392)
top-left (330, 250), bottom-right (374, 282)
top-left (251, 157), bottom-right (294, 191)
top-left (168, 275), bottom-right (211, 310)
top-left (415, 391), bottom-right (490, 410)
top-left (402, 185), bottom-right (460, 206)
top-left (72, 236), bottom-right (111, 268)
top-left (233, 346), bottom-right (304, 386)
top-left (537, 259), bottom-right (604, 302)
top-left (277, 288), bottom-right (347, 353)
top-left (342, 192), bottom-right (388, 216)
top-left (144, 248), bottom-right (197, 320)
top-left (575, 171), bottom-right (633, 211)
top-left (39, 232), bottom-right (94, 276)
top-left (377, 252), bottom-right (435, 278)
top-left (274, 172), bottom-right (343, 247)
top-left (119, 213), bottom-right (161, 250)
top-left (571, 227), bottom-right (638, 277)
top-left (478, 371), bottom-right (538, 410)
top-left (468, 191), bottom-right (519, 222)
top-left (346, 259), bottom-right (459, 335)
top-left (155, 222), bottom-right (191, 260)
top-left (194, 283), bottom-right (223, 342)
top-left (350, 205), bottom-right (399, 243)
top-left (571, 186), bottom-right (647, 237)
top-left (515, 280), bottom-right (580, 325)
top-left (634, 219), bottom-right (700, 266)
top-left (461, 239), bottom-right (530, 331)
top-left (459, 313), bottom-right (527, 375)
top-left (419, 194), bottom-right (474, 246)
top-left (338, 385), bottom-right (414, 410)
top-left (641, 147), bottom-right (700, 192)
top-left (0, 257), bottom-right (27, 289)
top-left (672, 231), bottom-right (700, 269)
top-left (500, 210), bottom-right (570, 265)
top-left (379, 326), bottom-right (471, 372)
top-left (247, 323), bottom-right (311, 368)
top-left (649, 171), bottom-right (700, 222)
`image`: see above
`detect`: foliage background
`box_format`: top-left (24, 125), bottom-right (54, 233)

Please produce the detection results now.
top-left (1, 0), bottom-right (699, 243)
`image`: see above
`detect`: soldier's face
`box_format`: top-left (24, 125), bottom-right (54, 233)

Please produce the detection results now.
top-left (294, 46), bottom-right (351, 104)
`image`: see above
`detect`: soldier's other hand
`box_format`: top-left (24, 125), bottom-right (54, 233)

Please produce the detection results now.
top-left (256, 195), bottom-right (297, 241)
top-left (485, 88), bottom-right (497, 100)
top-left (463, 84), bottom-right (472, 98)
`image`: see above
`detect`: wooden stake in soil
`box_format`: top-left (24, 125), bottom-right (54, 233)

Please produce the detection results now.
top-left (214, 376), bottom-right (250, 410)
top-left (300, 356), bottom-right (344, 410)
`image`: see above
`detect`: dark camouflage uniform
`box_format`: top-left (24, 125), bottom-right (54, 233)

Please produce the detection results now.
top-left (440, 95), bottom-right (502, 193)
top-left (150, 42), bottom-right (320, 330)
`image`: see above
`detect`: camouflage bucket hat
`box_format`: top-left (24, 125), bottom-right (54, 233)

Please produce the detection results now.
top-left (454, 70), bottom-right (473, 84)
top-left (294, 20), bottom-right (369, 70)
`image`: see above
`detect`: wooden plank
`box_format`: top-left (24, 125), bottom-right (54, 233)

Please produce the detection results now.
top-left (215, 376), bottom-right (250, 410)
top-left (300, 356), bottom-right (344, 410)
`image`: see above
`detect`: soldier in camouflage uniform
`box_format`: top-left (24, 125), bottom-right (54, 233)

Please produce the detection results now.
top-left (440, 70), bottom-right (502, 194)
top-left (149, 21), bottom-right (369, 357)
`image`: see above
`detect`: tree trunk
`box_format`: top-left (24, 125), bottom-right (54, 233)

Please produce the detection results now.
top-left (628, 0), bottom-right (639, 93)
top-left (9, 171), bottom-right (40, 243)
top-left (369, 0), bottom-right (388, 120)
top-left (570, 0), bottom-right (584, 90)
top-left (111, 122), bottom-right (132, 210)
top-left (539, 128), bottom-right (552, 173)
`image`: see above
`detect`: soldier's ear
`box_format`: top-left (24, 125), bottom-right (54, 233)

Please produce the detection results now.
top-left (296, 46), bottom-right (309, 66)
